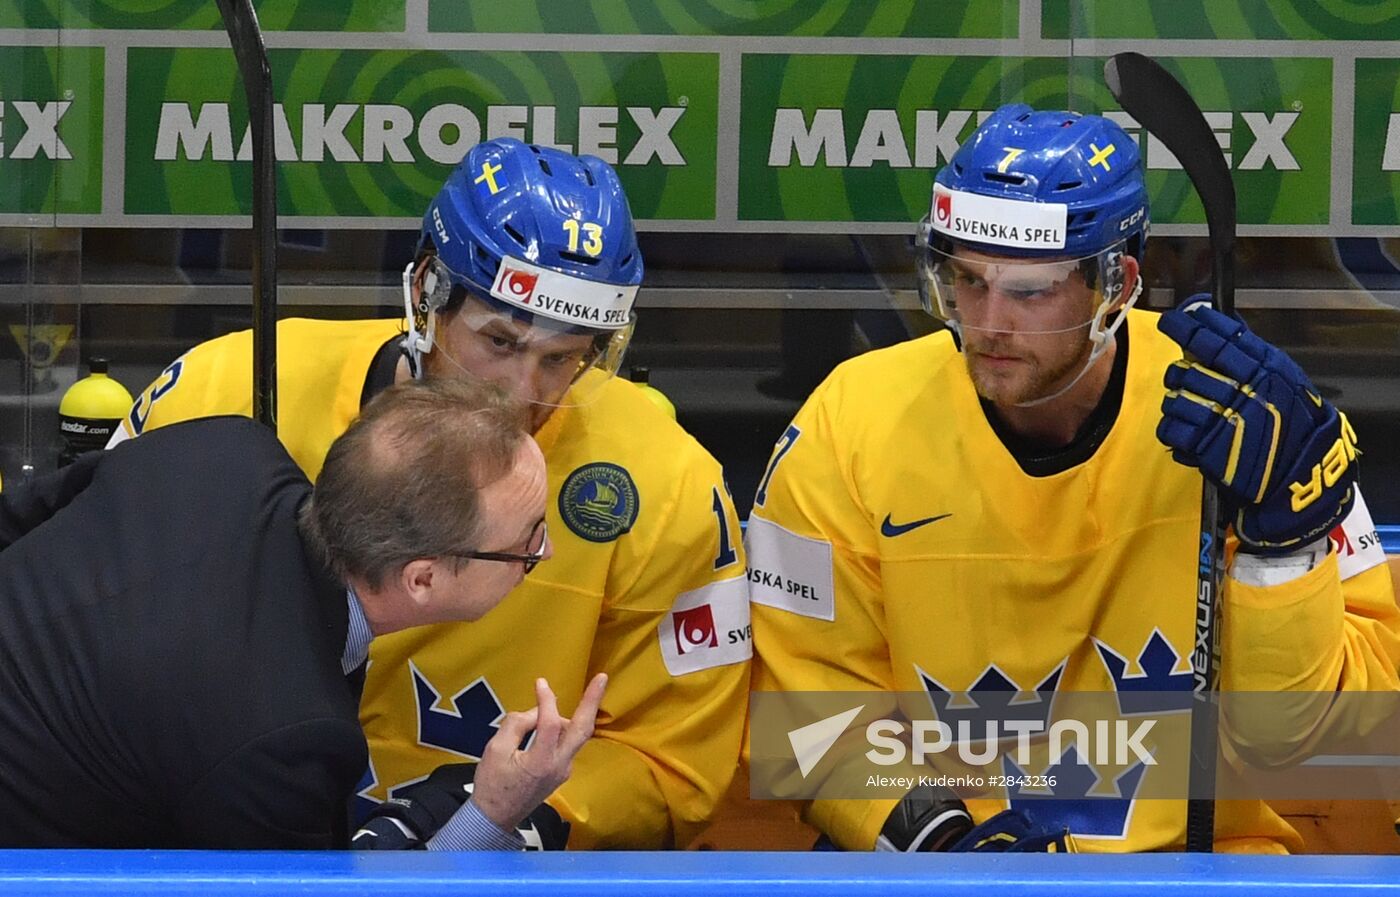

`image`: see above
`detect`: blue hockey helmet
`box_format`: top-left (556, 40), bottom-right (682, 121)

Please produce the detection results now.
top-left (917, 105), bottom-right (1148, 363)
top-left (916, 105), bottom-right (1150, 406)
top-left (927, 104), bottom-right (1148, 261)
top-left (403, 137), bottom-right (643, 400)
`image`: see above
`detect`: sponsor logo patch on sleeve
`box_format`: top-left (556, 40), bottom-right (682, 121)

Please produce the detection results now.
top-left (658, 575), bottom-right (751, 676)
top-left (1328, 489), bottom-right (1386, 581)
top-left (744, 515), bottom-right (836, 621)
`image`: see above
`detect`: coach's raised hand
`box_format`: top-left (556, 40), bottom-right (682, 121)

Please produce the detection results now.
top-left (470, 674), bottom-right (607, 832)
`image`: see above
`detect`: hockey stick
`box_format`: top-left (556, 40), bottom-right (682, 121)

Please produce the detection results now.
top-left (1103, 51), bottom-right (1236, 854)
top-left (215, 0), bottom-right (278, 430)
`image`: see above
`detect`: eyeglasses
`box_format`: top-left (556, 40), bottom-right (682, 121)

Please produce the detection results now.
top-left (449, 518), bottom-right (549, 574)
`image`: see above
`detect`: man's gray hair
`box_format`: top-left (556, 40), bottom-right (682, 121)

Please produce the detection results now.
top-left (299, 376), bottom-right (529, 588)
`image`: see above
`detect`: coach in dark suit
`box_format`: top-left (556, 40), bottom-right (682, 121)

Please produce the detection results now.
top-left (0, 378), bottom-right (604, 849)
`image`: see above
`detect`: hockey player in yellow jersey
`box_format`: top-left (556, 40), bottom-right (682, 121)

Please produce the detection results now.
top-left (108, 138), bottom-right (751, 849)
top-left (746, 105), bottom-right (1400, 853)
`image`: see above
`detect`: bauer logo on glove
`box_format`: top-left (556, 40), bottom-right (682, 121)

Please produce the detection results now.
top-left (1157, 299), bottom-right (1359, 554)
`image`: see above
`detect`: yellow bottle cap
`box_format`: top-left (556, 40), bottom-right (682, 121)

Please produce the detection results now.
top-left (59, 358), bottom-right (135, 421)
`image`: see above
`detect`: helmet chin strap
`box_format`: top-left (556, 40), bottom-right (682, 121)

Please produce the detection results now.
top-left (1012, 275), bottom-right (1142, 409)
top-left (401, 261), bottom-right (438, 381)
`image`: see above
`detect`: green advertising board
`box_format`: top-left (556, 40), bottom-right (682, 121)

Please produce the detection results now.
top-left (427, 0), bottom-right (1016, 37)
top-left (0, 0), bottom-right (402, 30)
top-left (1355, 58), bottom-right (1400, 226)
top-left (740, 55), bottom-right (1068, 222)
top-left (1044, 0), bottom-right (1400, 40)
top-left (1078, 56), bottom-right (1332, 228)
top-left (0, 45), bottom-right (102, 215)
top-left (0, 0), bottom-right (1391, 231)
top-left (740, 55), bottom-right (1331, 226)
top-left (124, 48), bottom-right (718, 219)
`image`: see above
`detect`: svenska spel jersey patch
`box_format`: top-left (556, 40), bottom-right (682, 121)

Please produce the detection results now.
top-left (744, 514), bottom-right (835, 621)
top-left (657, 575), bottom-right (751, 676)
top-left (1330, 489), bottom-right (1386, 581)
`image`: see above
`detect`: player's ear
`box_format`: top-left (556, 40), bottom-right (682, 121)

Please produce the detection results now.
top-left (412, 254), bottom-right (432, 288)
top-left (413, 255), bottom-right (448, 311)
top-left (1112, 254), bottom-right (1140, 313)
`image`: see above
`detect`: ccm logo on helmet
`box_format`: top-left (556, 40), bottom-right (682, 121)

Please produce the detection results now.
top-left (432, 207), bottom-right (451, 244)
top-left (494, 265), bottom-right (540, 304)
top-left (1118, 207), bottom-right (1146, 232)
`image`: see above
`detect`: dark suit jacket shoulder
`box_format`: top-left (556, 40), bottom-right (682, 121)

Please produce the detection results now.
top-left (0, 418), bottom-right (366, 848)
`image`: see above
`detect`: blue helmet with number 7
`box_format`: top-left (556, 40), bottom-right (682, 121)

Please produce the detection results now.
top-left (916, 104), bottom-right (1149, 358)
top-left (402, 137), bottom-right (643, 400)
top-left (928, 104), bottom-right (1148, 261)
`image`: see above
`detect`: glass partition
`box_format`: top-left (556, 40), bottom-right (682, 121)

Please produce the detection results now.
top-left (2, 1), bottom-right (1396, 526)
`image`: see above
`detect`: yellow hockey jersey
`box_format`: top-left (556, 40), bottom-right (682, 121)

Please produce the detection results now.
top-left (746, 309), bottom-right (1400, 853)
top-left (111, 317), bottom-right (752, 849)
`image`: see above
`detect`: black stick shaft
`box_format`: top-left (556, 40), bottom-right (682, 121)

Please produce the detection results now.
top-left (1184, 134), bottom-right (1235, 853)
top-left (1105, 51), bottom-right (1236, 853)
top-left (215, 0), bottom-right (277, 430)
top-left (1185, 116), bottom-right (1235, 853)
top-left (1186, 499), bottom-right (1225, 850)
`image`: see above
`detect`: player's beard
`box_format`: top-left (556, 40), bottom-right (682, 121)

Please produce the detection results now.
top-left (963, 328), bottom-right (1095, 407)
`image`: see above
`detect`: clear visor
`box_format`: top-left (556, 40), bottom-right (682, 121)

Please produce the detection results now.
top-left (916, 218), bottom-right (1127, 339)
top-left (412, 256), bottom-right (635, 410)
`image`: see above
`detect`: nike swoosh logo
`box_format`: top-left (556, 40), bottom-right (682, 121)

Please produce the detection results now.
top-left (880, 513), bottom-right (952, 537)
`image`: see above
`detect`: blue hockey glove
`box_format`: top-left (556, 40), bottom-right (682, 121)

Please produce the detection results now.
top-left (1158, 300), bottom-right (1359, 554)
top-left (947, 809), bottom-right (1077, 853)
top-left (875, 785), bottom-right (973, 852)
top-left (866, 787), bottom-right (1072, 853)
top-left (351, 763), bottom-right (472, 850)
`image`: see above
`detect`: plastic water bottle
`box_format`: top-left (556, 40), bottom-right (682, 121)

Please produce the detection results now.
top-left (58, 358), bottom-right (134, 466)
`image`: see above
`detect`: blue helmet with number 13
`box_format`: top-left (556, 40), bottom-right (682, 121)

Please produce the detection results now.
top-left (402, 137), bottom-right (643, 405)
